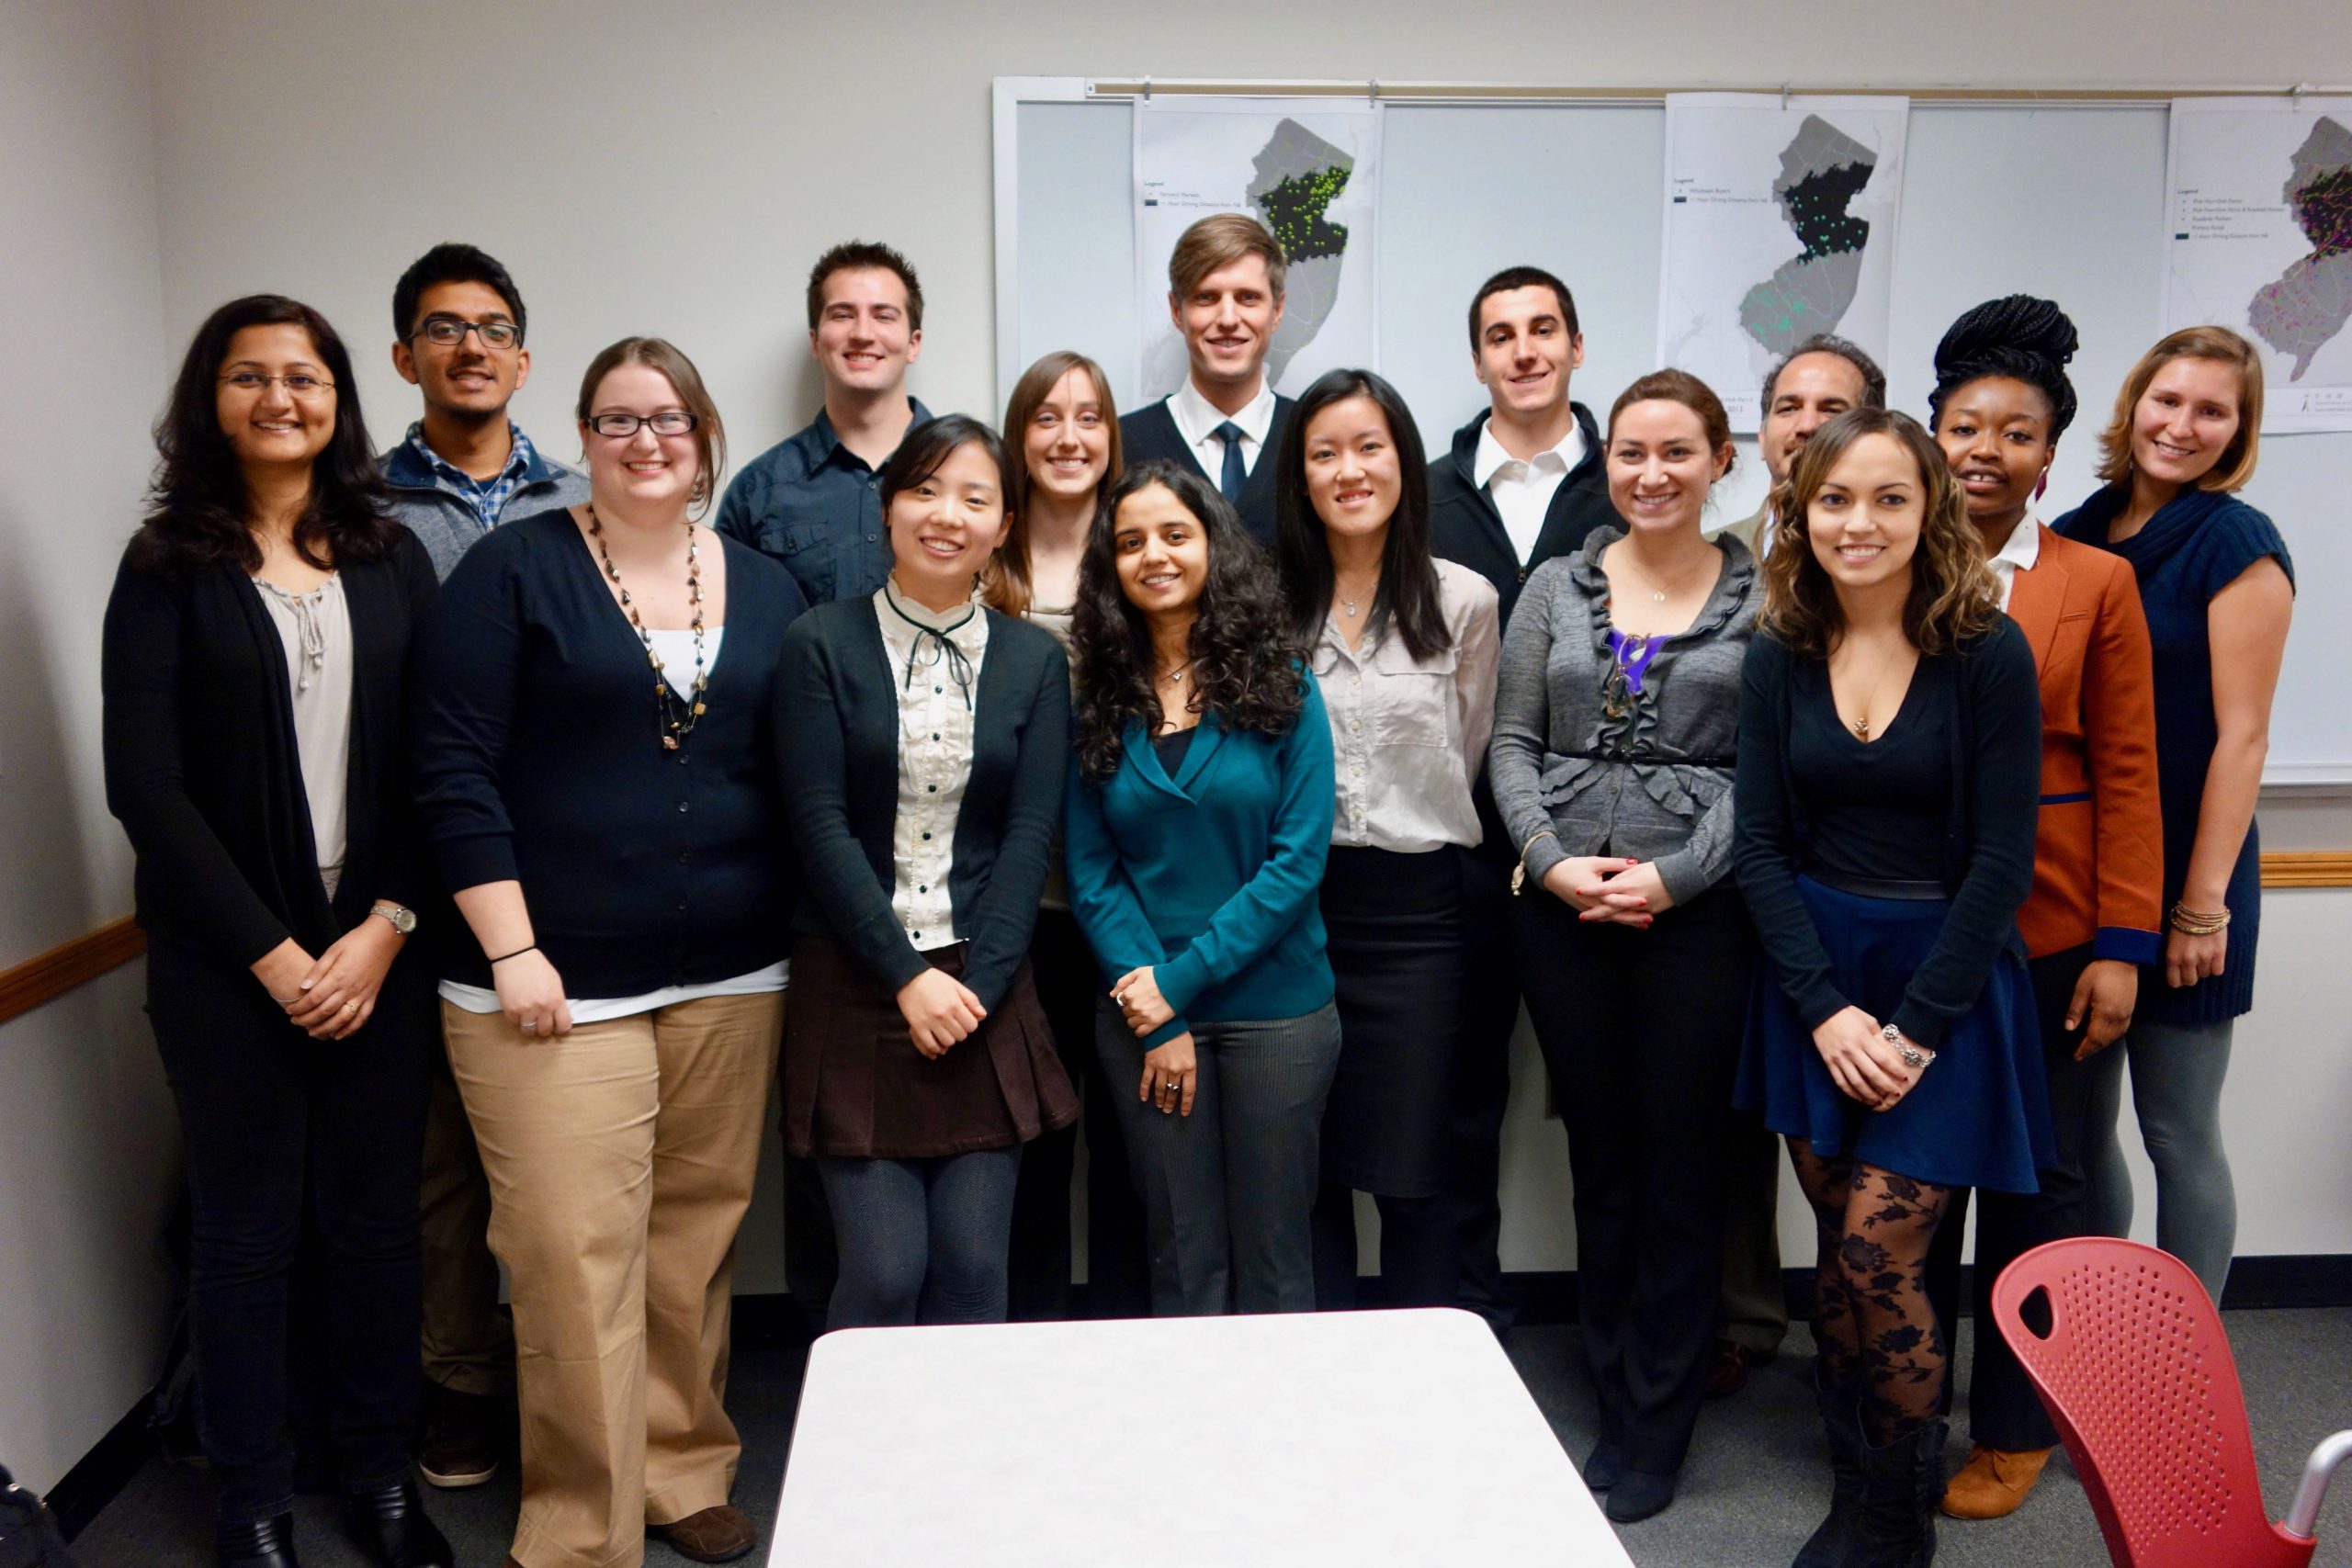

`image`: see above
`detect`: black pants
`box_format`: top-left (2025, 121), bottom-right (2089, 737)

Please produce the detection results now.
top-left (147, 941), bottom-right (431, 1525)
top-left (1926, 942), bottom-right (2098, 1450)
top-left (1008, 909), bottom-right (1151, 1319)
top-left (1519, 885), bottom-right (1757, 1475)
top-left (1449, 843), bottom-right (1521, 1327)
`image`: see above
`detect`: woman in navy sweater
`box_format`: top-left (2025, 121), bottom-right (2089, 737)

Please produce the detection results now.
top-left (2055, 326), bottom-right (2293, 1303)
top-left (413, 338), bottom-right (803, 1568)
top-left (1734, 407), bottom-right (2045, 1567)
top-left (777, 414), bottom-right (1078, 1329)
top-left (1065, 460), bottom-right (1339, 1316)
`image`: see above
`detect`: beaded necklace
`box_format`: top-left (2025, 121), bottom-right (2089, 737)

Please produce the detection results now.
top-left (587, 503), bottom-right (707, 750)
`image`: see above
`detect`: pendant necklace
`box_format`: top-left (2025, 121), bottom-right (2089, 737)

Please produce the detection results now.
top-left (1848, 646), bottom-right (1905, 741)
top-left (588, 504), bottom-right (707, 750)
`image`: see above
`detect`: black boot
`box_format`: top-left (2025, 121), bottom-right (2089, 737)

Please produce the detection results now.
top-left (1792, 1374), bottom-right (1863, 1568)
top-left (1849, 1416), bottom-right (1945, 1568)
top-left (343, 1479), bottom-right (455, 1568)
top-left (216, 1511), bottom-right (301, 1568)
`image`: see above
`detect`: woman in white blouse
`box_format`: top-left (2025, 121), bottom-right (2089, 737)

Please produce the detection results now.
top-left (776, 414), bottom-right (1079, 1329)
top-left (1272, 368), bottom-right (1500, 1309)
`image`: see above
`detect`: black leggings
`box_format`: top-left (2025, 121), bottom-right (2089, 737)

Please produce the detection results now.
top-left (1788, 1142), bottom-right (1955, 1444)
top-left (148, 942), bottom-right (431, 1525)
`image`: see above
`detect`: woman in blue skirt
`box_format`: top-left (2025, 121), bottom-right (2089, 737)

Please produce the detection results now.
top-left (1733, 406), bottom-right (2048, 1568)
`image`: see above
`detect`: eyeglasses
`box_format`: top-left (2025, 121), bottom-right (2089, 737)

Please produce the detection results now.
top-left (218, 372), bottom-right (335, 399)
top-left (413, 317), bottom-right (523, 350)
top-left (587, 411), bottom-right (699, 438)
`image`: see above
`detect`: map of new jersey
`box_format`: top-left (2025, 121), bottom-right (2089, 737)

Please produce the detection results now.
top-left (2247, 116), bottom-right (2352, 380)
top-left (1739, 116), bottom-right (1878, 355)
top-left (1246, 119), bottom-right (1354, 388)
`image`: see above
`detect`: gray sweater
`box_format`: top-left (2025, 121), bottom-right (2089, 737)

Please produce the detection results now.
top-left (1487, 525), bottom-right (1758, 906)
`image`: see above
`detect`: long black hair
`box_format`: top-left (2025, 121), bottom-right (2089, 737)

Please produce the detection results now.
top-left (1927, 294), bottom-right (2081, 439)
top-left (132, 294), bottom-right (397, 575)
top-left (1072, 459), bottom-right (1305, 782)
top-left (1272, 367), bottom-right (1451, 660)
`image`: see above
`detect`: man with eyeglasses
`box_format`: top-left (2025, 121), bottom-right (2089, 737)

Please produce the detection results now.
top-left (382, 243), bottom-right (588, 581)
top-left (379, 243), bottom-right (587, 1495)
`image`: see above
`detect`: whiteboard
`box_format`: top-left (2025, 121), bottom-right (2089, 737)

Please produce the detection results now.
top-left (993, 79), bottom-right (2351, 787)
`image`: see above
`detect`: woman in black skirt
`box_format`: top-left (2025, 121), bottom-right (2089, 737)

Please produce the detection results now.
top-left (102, 295), bottom-right (449, 1568)
top-left (1487, 369), bottom-right (1758, 1523)
top-left (1271, 369), bottom-right (1498, 1311)
top-left (777, 414), bottom-right (1079, 1328)
top-left (1735, 406), bottom-right (2047, 1568)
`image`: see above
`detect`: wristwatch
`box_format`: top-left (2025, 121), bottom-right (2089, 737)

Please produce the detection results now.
top-left (370, 900), bottom-right (418, 936)
top-left (1883, 1022), bottom-right (1934, 1069)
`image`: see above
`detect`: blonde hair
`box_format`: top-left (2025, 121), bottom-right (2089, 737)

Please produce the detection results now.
top-left (575, 337), bottom-right (727, 517)
top-left (2094, 326), bottom-right (2263, 493)
top-left (1760, 407), bottom-right (2000, 659)
top-left (1167, 213), bottom-right (1287, 301)
top-left (985, 351), bottom-right (1124, 617)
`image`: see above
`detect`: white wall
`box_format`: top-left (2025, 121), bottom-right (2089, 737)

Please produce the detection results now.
top-left (0, 0), bottom-right (181, 1493)
top-left (6, 7), bottom-right (2351, 1493)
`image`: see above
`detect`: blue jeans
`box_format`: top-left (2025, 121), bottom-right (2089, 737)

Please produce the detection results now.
top-left (819, 1148), bottom-right (1022, 1327)
top-left (1097, 1002), bottom-right (1342, 1316)
top-left (2084, 1016), bottom-right (2236, 1300)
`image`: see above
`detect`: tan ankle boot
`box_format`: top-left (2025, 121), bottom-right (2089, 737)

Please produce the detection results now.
top-left (1940, 1444), bottom-right (2053, 1518)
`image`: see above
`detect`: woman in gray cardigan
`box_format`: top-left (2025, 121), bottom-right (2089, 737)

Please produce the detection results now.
top-left (1487, 369), bottom-right (1760, 1522)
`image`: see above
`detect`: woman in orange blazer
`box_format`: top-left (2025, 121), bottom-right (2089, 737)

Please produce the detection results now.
top-left (1922, 297), bottom-right (2164, 1523)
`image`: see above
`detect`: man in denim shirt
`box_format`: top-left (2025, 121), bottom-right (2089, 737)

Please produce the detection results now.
top-left (379, 243), bottom-right (587, 1494)
top-left (717, 240), bottom-right (932, 604)
top-left (381, 243), bottom-right (589, 583)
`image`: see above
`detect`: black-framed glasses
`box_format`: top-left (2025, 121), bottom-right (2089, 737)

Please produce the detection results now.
top-left (218, 371), bottom-right (334, 400)
top-left (587, 411), bottom-right (699, 438)
top-left (413, 316), bottom-right (523, 350)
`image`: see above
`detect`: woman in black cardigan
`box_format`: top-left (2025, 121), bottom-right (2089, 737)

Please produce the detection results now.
top-left (413, 339), bottom-right (805, 1568)
top-left (777, 414), bottom-right (1078, 1329)
top-left (102, 295), bottom-right (449, 1568)
top-left (1733, 407), bottom-right (2045, 1568)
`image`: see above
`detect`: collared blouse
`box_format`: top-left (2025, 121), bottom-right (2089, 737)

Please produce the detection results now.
top-left (1313, 558), bottom-right (1500, 853)
top-left (876, 581), bottom-right (991, 952)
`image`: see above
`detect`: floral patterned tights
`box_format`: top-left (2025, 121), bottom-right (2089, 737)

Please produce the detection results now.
top-left (1788, 1138), bottom-right (1955, 1444)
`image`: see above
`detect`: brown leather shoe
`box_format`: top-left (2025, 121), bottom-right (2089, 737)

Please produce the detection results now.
top-left (417, 1388), bottom-right (504, 1488)
top-left (1940, 1444), bottom-right (2053, 1518)
top-left (650, 1504), bottom-right (758, 1562)
top-left (1702, 1339), bottom-right (1757, 1398)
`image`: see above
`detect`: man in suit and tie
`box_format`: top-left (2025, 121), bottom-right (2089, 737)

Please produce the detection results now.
top-left (1121, 213), bottom-right (1294, 541)
top-left (1719, 333), bottom-right (1886, 557)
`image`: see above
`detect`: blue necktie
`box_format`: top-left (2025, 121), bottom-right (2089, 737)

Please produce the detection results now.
top-left (1214, 421), bottom-right (1246, 505)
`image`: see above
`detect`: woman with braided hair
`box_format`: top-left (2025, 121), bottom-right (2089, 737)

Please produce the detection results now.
top-left (1920, 295), bottom-right (2166, 1522)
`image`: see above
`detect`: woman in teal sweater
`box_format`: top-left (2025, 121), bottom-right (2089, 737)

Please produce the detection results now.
top-left (1065, 459), bottom-right (1339, 1315)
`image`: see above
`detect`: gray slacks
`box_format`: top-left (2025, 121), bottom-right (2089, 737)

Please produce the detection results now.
top-left (1096, 1000), bottom-right (1341, 1315)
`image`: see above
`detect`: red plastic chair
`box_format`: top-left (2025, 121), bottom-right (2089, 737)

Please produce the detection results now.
top-left (1992, 1237), bottom-right (2352, 1568)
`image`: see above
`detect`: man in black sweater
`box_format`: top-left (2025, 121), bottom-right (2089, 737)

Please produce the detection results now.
top-left (1119, 213), bottom-right (1295, 543)
top-left (1430, 265), bottom-right (1616, 1332)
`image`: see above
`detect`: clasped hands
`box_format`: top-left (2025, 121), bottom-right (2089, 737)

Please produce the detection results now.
top-left (250, 920), bottom-right (405, 1041)
top-left (1112, 965), bottom-right (1194, 1117)
top-left (1541, 855), bottom-right (1673, 928)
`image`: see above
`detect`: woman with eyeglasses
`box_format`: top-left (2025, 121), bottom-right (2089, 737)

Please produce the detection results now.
top-left (777, 414), bottom-right (1078, 1330)
top-left (103, 295), bottom-right (450, 1568)
top-left (413, 338), bottom-right (808, 1568)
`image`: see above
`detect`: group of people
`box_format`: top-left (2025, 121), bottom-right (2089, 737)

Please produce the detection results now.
top-left (99, 211), bottom-right (2290, 1568)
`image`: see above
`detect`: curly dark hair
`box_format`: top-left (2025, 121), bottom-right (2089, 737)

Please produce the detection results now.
top-left (131, 294), bottom-right (397, 575)
top-left (1072, 460), bottom-right (1306, 782)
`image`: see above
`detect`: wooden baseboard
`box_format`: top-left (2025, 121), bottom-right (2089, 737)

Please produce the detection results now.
top-left (0, 917), bottom-right (144, 1028)
top-left (2260, 851), bottom-right (2352, 888)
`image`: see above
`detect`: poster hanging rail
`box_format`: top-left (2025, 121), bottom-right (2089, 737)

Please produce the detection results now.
top-left (1087, 79), bottom-right (2349, 109)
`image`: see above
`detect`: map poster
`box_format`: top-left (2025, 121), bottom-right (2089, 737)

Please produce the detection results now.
top-left (2164, 96), bottom-right (2352, 434)
top-left (1657, 94), bottom-right (1908, 434)
top-left (1133, 97), bottom-right (1381, 404)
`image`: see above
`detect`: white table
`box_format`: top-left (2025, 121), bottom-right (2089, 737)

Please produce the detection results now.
top-left (771, 1306), bottom-right (1634, 1566)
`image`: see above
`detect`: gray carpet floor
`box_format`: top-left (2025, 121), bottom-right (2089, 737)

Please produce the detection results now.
top-left (70, 1309), bottom-right (2352, 1567)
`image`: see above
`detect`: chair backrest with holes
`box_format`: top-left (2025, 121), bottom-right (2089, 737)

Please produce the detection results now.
top-left (1991, 1237), bottom-right (2312, 1568)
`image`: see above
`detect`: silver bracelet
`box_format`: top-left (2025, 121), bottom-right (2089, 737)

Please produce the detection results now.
top-left (1883, 1022), bottom-right (1935, 1069)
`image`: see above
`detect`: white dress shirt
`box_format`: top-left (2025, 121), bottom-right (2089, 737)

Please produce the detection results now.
top-left (876, 581), bottom-right (990, 952)
top-left (1473, 417), bottom-right (1588, 566)
top-left (1985, 507), bottom-right (2042, 612)
top-left (1168, 376), bottom-right (1278, 484)
top-left (1314, 559), bottom-right (1501, 852)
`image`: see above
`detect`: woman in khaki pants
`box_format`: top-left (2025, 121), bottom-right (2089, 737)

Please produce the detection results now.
top-left (413, 337), bottom-right (809, 1567)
